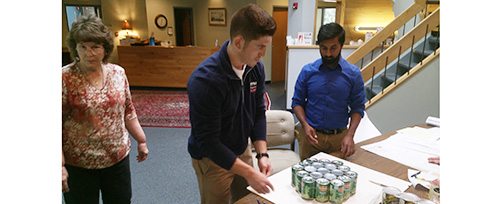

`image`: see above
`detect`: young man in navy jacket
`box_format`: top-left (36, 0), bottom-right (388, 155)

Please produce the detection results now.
top-left (187, 4), bottom-right (276, 203)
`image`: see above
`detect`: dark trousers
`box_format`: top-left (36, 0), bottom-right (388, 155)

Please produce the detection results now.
top-left (64, 155), bottom-right (131, 204)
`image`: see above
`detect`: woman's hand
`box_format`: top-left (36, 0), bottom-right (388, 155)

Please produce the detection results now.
top-left (136, 142), bottom-right (149, 162)
top-left (62, 166), bottom-right (69, 192)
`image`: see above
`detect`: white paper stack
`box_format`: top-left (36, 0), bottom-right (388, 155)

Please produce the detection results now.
top-left (361, 126), bottom-right (440, 175)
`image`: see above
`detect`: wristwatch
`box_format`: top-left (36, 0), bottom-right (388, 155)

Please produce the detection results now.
top-left (255, 153), bottom-right (269, 159)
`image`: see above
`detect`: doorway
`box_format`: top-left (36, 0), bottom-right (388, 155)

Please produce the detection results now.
top-left (272, 7), bottom-right (288, 82)
top-left (174, 7), bottom-right (194, 46)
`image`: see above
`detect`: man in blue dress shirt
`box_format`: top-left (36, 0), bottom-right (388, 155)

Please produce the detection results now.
top-left (292, 23), bottom-right (366, 160)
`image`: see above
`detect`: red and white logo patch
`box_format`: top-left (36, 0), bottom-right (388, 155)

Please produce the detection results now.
top-left (250, 81), bottom-right (257, 93)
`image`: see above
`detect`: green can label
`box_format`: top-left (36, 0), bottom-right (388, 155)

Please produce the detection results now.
top-left (339, 175), bottom-right (352, 200)
top-left (295, 171), bottom-right (308, 193)
top-left (329, 179), bottom-right (344, 204)
top-left (315, 178), bottom-right (330, 203)
top-left (346, 171), bottom-right (358, 195)
top-left (301, 176), bottom-right (315, 200)
top-left (291, 164), bottom-right (303, 188)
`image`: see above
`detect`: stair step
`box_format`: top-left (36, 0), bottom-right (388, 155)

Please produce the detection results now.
top-left (412, 49), bottom-right (435, 62)
top-left (365, 85), bottom-right (383, 97)
top-left (431, 30), bottom-right (439, 37)
top-left (397, 62), bottom-right (417, 72)
top-left (428, 36), bottom-right (440, 45)
top-left (413, 49), bottom-right (434, 57)
top-left (382, 73), bottom-right (400, 84)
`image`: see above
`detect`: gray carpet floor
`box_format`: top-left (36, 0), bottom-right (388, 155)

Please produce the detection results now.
top-left (63, 82), bottom-right (290, 204)
top-left (129, 127), bottom-right (198, 204)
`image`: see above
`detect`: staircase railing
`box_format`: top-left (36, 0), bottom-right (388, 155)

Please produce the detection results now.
top-left (364, 8), bottom-right (440, 108)
top-left (346, 0), bottom-right (427, 67)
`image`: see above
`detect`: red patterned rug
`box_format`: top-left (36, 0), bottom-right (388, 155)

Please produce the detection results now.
top-left (131, 90), bottom-right (190, 128)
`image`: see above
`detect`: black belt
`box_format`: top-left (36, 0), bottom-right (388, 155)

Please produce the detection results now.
top-left (315, 128), bottom-right (346, 135)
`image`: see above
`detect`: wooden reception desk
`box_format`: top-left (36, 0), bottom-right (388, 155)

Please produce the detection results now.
top-left (117, 46), bottom-right (218, 88)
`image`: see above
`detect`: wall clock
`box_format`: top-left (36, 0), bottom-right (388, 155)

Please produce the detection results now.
top-left (155, 14), bottom-right (168, 29)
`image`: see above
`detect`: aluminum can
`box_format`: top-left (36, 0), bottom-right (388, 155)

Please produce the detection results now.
top-left (339, 175), bottom-right (352, 201)
top-left (382, 186), bottom-right (401, 204)
top-left (312, 162), bottom-right (324, 169)
top-left (332, 169), bottom-right (344, 177)
top-left (325, 163), bottom-right (337, 172)
top-left (323, 173), bottom-right (336, 181)
top-left (338, 165), bottom-right (350, 173)
top-left (315, 178), bottom-right (330, 203)
top-left (311, 171), bottom-right (323, 180)
top-left (300, 160), bottom-right (310, 166)
top-left (291, 164), bottom-right (303, 188)
top-left (295, 171), bottom-right (308, 193)
top-left (301, 176), bottom-right (315, 200)
top-left (306, 157), bottom-right (318, 163)
top-left (329, 179), bottom-right (344, 204)
top-left (304, 165), bottom-right (317, 173)
top-left (346, 171), bottom-right (358, 195)
top-left (332, 160), bottom-right (343, 166)
top-left (317, 167), bottom-right (329, 175)
top-left (319, 158), bottom-right (331, 164)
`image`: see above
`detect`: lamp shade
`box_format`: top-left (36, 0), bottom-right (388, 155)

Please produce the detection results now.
top-left (121, 20), bottom-right (132, 30)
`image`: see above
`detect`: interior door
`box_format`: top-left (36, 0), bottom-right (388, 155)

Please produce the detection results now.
top-left (174, 7), bottom-right (194, 46)
top-left (272, 7), bottom-right (288, 82)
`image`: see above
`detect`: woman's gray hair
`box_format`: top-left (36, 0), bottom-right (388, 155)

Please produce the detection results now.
top-left (66, 15), bottom-right (114, 63)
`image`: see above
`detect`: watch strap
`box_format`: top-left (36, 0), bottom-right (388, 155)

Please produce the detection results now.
top-left (255, 153), bottom-right (269, 159)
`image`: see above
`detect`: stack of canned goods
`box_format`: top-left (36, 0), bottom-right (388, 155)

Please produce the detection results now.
top-left (291, 157), bottom-right (358, 203)
top-left (382, 186), bottom-right (437, 204)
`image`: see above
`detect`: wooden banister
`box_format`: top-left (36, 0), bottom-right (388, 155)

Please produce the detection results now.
top-left (346, 0), bottom-right (426, 65)
top-left (360, 8), bottom-right (439, 82)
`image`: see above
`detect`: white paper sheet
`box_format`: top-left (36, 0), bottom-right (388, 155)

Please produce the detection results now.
top-left (407, 169), bottom-right (439, 190)
top-left (352, 111), bottom-right (382, 144)
top-left (361, 127), bottom-right (440, 174)
top-left (247, 152), bottom-right (411, 204)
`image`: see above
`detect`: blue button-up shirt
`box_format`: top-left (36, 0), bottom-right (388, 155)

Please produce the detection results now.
top-left (291, 57), bottom-right (366, 130)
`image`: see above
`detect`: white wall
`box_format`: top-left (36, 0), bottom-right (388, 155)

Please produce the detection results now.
top-left (367, 56), bottom-right (439, 133)
top-left (287, 0), bottom-right (316, 39)
top-left (392, 0), bottom-right (421, 40)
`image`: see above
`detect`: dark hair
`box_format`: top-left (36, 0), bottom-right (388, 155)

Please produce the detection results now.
top-left (66, 15), bottom-right (114, 63)
top-left (230, 4), bottom-right (276, 43)
top-left (316, 22), bottom-right (345, 45)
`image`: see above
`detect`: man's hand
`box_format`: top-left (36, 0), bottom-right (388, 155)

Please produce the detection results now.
top-left (245, 170), bottom-right (274, 194)
top-left (62, 166), bottom-right (69, 192)
top-left (303, 124), bottom-right (318, 145)
top-left (340, 134), bottom-right (355, 158)
top-left (137, 142), bottom-right (149, 162)
top-left (257, 157), bottom-right (272, 176)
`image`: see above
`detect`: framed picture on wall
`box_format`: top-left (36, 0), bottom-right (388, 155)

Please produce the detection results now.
top-left (208, 8), bottom-right (226, 26)
top-left (65, 4), bottom-right (102, 30)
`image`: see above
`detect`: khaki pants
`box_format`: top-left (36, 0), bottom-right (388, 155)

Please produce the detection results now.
top-left (296, 125), bottom-right (347, 160)
top-left (191, 144), bottom-right (253, 204)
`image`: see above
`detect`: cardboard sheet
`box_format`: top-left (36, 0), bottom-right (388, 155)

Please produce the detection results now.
top-left (247, 152), bottom-right (411, 204)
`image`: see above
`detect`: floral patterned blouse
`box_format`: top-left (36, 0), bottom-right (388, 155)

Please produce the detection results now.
top-left (62, 63), bottom-right (137, 169)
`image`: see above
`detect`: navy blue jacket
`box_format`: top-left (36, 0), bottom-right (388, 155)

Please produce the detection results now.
top-left (187, 40), bottom-right (267, 170)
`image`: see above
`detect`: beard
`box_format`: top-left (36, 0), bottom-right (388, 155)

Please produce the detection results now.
top-left (321, 54), bottom-right (340, 68)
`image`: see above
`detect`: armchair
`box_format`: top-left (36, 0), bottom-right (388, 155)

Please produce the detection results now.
top-left (252, 110), bottom-right (300, 175)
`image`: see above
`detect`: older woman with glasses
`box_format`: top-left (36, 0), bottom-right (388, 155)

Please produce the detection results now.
top-left (62, 15), bottom-right (149, 204)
